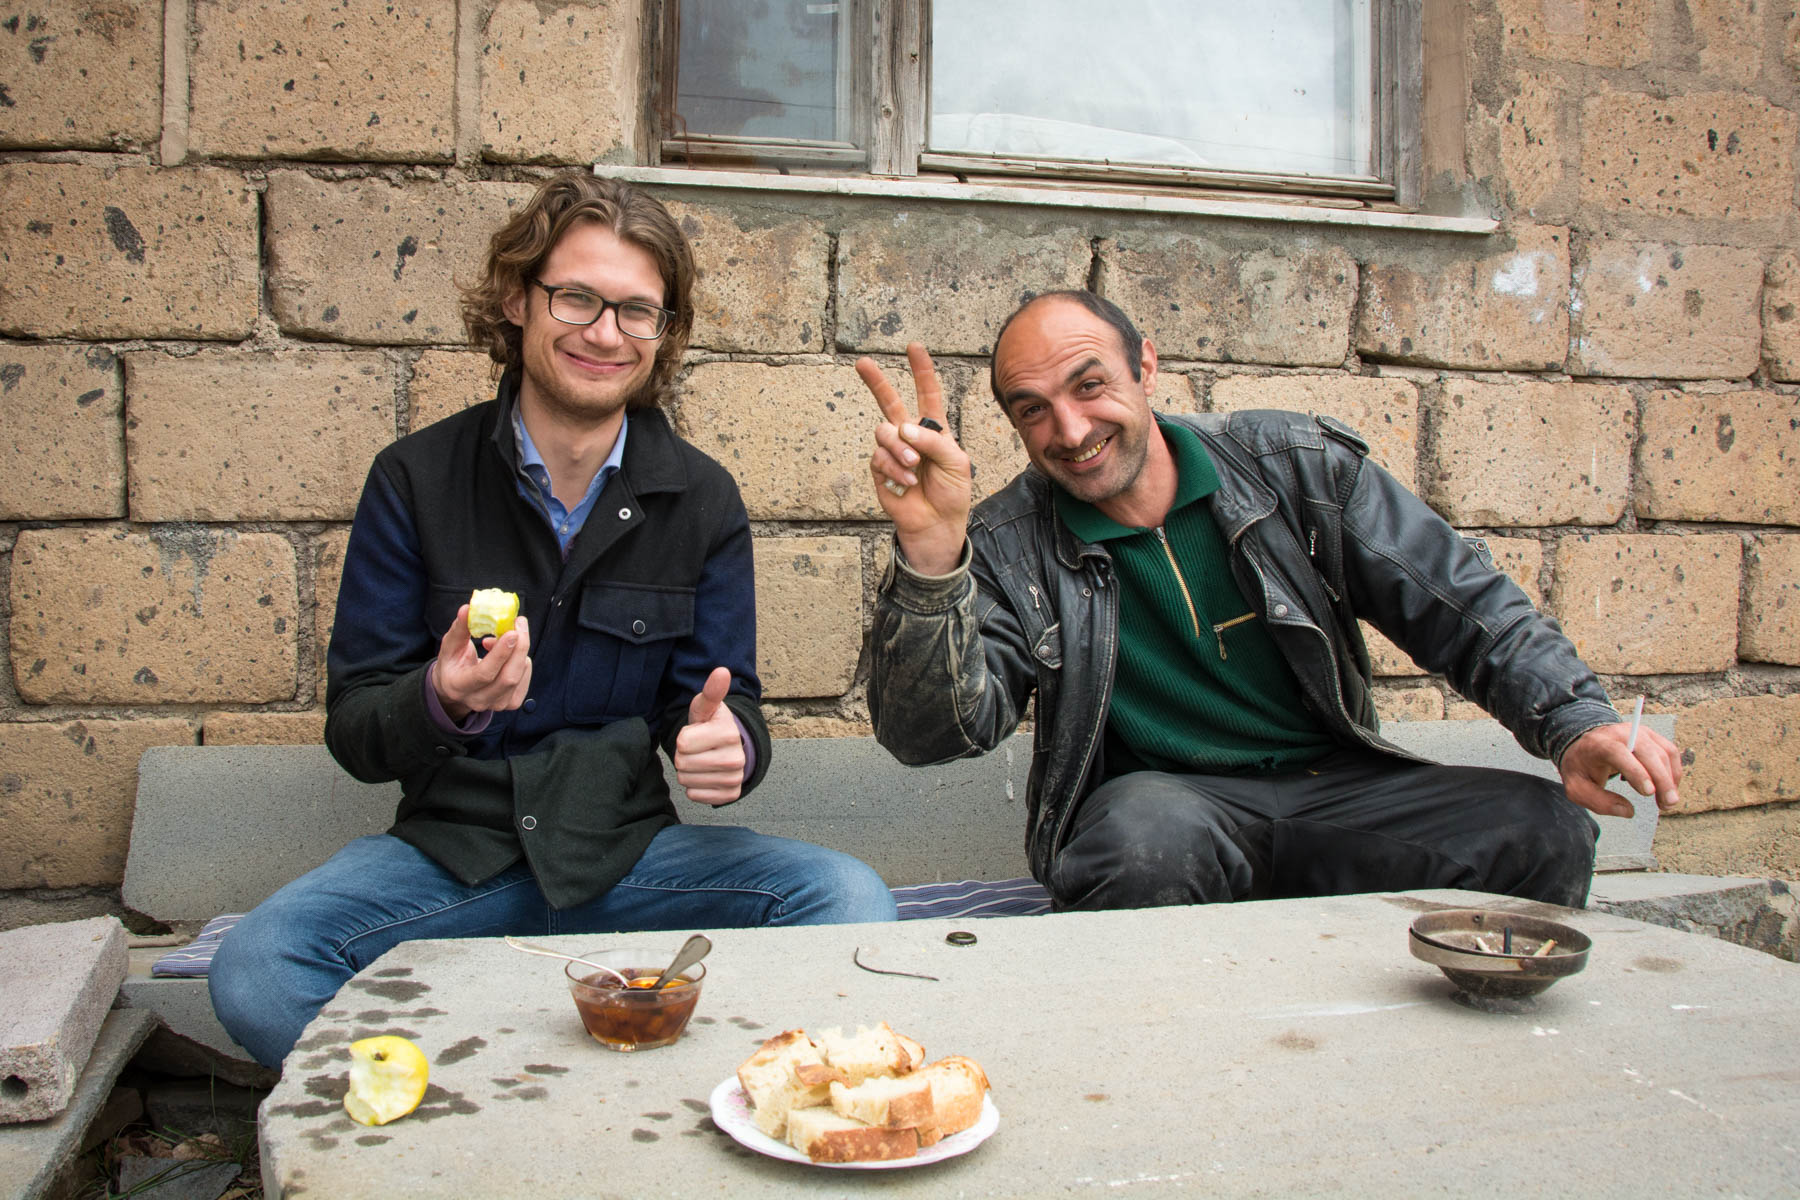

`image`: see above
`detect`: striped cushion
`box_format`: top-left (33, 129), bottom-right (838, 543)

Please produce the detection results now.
top-left (150, 913), bottom-right (243, 978)
top-left (890, 877), bottom-right (1052, 920)
top-left (151, 878), bottom-right (1053, 978)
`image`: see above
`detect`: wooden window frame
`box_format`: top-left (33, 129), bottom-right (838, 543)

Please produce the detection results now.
top-left (650, 0), bottom-right (1420, 207)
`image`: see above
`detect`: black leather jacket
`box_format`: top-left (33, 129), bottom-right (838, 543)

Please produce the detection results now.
top-left (869, 410), bottom-right (1619, 884)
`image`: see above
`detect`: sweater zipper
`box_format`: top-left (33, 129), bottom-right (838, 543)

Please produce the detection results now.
top-left (1152, 527), bottom-right (1202, 641)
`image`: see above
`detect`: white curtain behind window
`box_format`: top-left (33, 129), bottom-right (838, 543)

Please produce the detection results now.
top-left (930, 0), bottom-right (1372, 178)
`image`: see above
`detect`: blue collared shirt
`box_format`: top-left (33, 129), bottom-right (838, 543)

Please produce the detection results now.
top-left (514, 410), bottom-right (628, 554)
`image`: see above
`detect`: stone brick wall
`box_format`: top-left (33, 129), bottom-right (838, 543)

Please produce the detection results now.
top-left (2, 0), bottom-right (1797, 919)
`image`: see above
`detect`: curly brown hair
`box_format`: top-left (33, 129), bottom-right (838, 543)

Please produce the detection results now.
top-left (462, 172), bottom-right (695, 409)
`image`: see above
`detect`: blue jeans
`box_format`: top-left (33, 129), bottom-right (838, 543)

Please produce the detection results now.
top-left (208, 825), bottom-right (897, 1067)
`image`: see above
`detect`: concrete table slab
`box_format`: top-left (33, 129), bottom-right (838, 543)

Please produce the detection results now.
top-left (260, 891), bottom-right (1800, 1198)
top-left (0, 916), bottom-right (128, 1123)
top-left (0, 1008), bottom-right (157, 1200)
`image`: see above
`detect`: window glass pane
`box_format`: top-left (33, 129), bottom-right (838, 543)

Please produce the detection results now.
top-left (675, 0), bottom-right (849, 142)
top-left (929, 0), bottom-right (1372, 178)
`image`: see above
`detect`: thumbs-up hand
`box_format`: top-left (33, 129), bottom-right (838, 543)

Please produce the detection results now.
top-left (674, 666), bottom-right (746, 806)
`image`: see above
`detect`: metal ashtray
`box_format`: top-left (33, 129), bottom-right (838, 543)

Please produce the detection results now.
top-left (1409, 909), bottom-right (1590, 1002)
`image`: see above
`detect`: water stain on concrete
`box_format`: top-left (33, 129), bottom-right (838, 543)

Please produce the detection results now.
top-left (727, 1016), bottom-right (764, 1030)
top-left (267, 1099), bottom-right (341, 1120)
top-left (352, 1027), bottom-right (420, 1043)
top-left (631, 1129), bottom-right (659, 1143)
top-left (492, 1077), bottom-right (521, 1089)
top-left (292, 1029), bottom-right (351, 1052)
top-left (356, 1135), bottom-right (391, 1146)
top-left (436, 1036), bottom-right (488, 1066)
top-left (351, 978), bottom-right (431, 1003)
top-left (409, 1084), bottom-right (482, 1122)
top-left (1632, 956), bottom-right (1685, 973)
top-left (1273, 1031), bottom-right (1320, 1052)
top-left (641, 1111), bottom-right (672, 1121)
top-left (691, 1015), bottom-right (717, 1025)
top-left (681, 1098), bottom-right (709, 1113)
top-left (523, 1064), bottom-right (568, 1075)
top-left (304, 1075), bottom-right (349, 1102)
top-left (374, 967), bottom-right (415, 978)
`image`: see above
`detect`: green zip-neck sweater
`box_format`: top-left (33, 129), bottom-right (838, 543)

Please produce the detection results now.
top-left (1055, 420), bottom-right (1335, 777)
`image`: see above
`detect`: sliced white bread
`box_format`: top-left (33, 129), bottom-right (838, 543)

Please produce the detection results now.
top-left (816, 1022), bottom-right (918, 1085)
top-left (828, 1073), bottom-right (935, 1129)
top-left (911, 1055), bottom-right (990, 1146)
top-left (784, 1106), bottom-right (919, 1163)
top-left (736, 1029), bottom-right (847, 1138)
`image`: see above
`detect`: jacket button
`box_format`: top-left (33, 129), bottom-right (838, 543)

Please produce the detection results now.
top-left (523, 698), bottom-right (537, 713)
top-left (520, 815), bottom-right (537, 831)
top-left (618, 507), bottom-right (632, 520)
top-left (1273, 604), bottom-right (1289, 618)
top-left (632, 619), bottom-right (646, 635)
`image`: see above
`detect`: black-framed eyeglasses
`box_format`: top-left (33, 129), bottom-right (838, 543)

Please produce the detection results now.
top-left (531, 280), bottom-right (673, 339)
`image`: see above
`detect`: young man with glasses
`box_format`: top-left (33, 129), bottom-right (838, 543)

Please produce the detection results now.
top-left (210, 172), bottom-right (896, 1068)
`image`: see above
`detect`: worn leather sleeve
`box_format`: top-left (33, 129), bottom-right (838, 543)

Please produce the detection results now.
top-left (1335, 444), bottom-right (1620, 763)
top-left (868, 536), bottom-right (1036, 766)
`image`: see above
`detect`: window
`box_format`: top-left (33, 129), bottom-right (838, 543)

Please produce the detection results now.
top-left (653, 0), bottom-right (1420, 205)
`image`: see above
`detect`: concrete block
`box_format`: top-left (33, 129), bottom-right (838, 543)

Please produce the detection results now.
top-left (407, 350), bottom-right (496, 433)
top-left (682, 735), bottom-right (1034, 885)
top-left (753, 536), bottom-right (862, 700)
top-left (1549, 533), bottom-right (1741, 674)
top-left (0, 719), bottom-right (194, 890)
top-left (0, 164), bottom-right (258, 340)
top-left (0, 916), bottom-right (126, 1123)
top-left (1693, 0), bottom-right (1769, 84)
top-left (958, 372), bottom-right (1031, 504)
top-left (1098, 234), bottom-right (1355, 367)
top-left (1591, 874), bottom-right (1797, 962)
top-left (1493, 71), bottom-right (1568, 212)
top-left (668, 200), bottom-right (830, 353)
top-left (480, 0), bottom-right (645, 164)
top-left (202, 711), bottom-right (327, 746)
top-left (1763, 250), bottom-right (1800, 382)
top-left (836, 213), bottom-right (1089, 354)
top-left (1373, 683), bottom-right (1444, 723)
top-left (1743, 534), bottom-right (1800, 665)
top-left (189, 0), bottom-right (454, 161)
top-left (1209, 374), bottom-right (1418, 482)
top-left (122, 745), bottom-right (395, 924)
top-left (677, 362), bottom-right (882, 520)
top-left (0, 343), bottom-right (125, 519)
top-left (125, 350), bottom-right (396, 522)
top-left (1580, 92), bottom-right (1796, 219)
top-left (265, 173), bottom-right (536, 344)
top-left (1497, 0), bottom-right (1653, 66)
top-left (314, 528), bottom-right (351, 705)
top-left (1571, 240), bottom-right (1762, 380)
top-left (1670, 694), bottom-right (1800, 814)
top-left (1355, 224), bottom-right (1570, 370)
top-left (1424, 379), bottom-right (1633, 526)
top-left (1653, 802), bottom-right (1800, 884)
top-left (10, 528), bottom-right (299, 705)
top-left (0, 1009), bottom-right (155, 1199)
top-left (1638, 388), bottom-right (1800, 523)
top-left (0, 2), bottom-right (161, 148)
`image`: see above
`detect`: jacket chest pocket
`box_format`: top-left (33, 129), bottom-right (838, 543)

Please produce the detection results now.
top-left (567, 583), bottom-right (694, 723)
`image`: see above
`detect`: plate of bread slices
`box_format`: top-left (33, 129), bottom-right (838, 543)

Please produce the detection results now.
top-left (713, 1022), bottom-right (996, 1168)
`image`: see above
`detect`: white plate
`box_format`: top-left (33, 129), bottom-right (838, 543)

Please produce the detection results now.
top-left (708, 1077), bottom-right (999, 1170)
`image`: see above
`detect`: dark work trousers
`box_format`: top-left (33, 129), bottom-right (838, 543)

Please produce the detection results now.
top-left (1047, 749), bottom-right (1599, 912)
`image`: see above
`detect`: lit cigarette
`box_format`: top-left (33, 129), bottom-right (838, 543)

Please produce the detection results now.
top-left (1625, 696), bottom-right (1644, 754)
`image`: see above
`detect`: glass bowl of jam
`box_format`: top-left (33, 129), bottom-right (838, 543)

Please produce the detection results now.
top-left (564, 949), bottom-right (705, 1051)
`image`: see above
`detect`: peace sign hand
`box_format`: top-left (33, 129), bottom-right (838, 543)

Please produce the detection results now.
top-left (858, 343), bottom-right (973, 576)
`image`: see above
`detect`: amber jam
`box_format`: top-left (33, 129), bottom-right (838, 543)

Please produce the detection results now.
top-left (569, 967), bottom-right (702, 1051)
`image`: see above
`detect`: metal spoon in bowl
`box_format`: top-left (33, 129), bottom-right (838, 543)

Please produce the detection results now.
top-left (502, 936), bottom-right (630, 987)
top-left (651, 933), bottom-right (713, 989)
